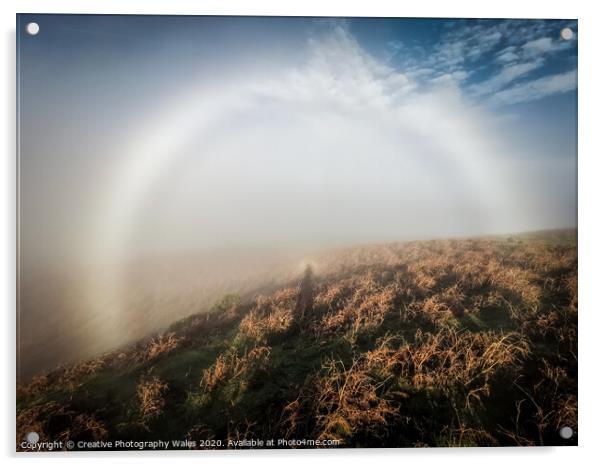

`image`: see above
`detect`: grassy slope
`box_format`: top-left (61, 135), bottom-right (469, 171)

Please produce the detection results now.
top-left (17, 230), bottom-right (577, 449)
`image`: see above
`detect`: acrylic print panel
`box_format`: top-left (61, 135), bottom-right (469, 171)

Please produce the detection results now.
top-left (16, 14), bottom-right (577, 451)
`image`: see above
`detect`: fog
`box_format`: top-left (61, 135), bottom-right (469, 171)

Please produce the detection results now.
top-left (18, 22), bottom-right (576, 379)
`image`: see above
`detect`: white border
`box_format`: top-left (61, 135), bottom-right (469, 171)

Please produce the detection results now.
top-left (3, 1), bottom-right (601, 465)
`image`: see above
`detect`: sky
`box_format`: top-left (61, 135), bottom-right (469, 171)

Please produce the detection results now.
top-left (17, 15), bottom-right (577, 374)
top-left (18, 15), bottom-right (577, 265)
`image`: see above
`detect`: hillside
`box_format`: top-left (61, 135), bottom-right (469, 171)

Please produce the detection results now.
top-left (17, 230), bottom-right (577, 449)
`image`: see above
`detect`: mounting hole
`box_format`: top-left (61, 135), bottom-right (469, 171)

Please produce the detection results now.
top-left (25, 431), bottom-right (39, 443)
top-left (559, 426), bottom-right (574, 439)
top-left (25, 22), bottom-right (40, 36)
top-left (560, 27), bottom-right (573, 41)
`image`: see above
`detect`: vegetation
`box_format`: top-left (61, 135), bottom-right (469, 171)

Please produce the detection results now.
top-left (16, 230), bottom-right (577, 449)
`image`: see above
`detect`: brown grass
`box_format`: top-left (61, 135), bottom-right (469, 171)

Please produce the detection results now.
top-left (137, 376), bottom-right (168, 421)
top-left (141, 332), bottom-right (182, 362)
top-left (315, 275), bottom-right (399, 337)
top-left (282, 356), bottom-right (398, 442)
top-left (282, 326), bottom-right (532, 443)
top-left (239, 289), bottom-right (297, 343)
top-left (367, 329), bottom-right (530, 407)
top-left (17, 352), bottom-right (117, 399)
top-left (201, 346), bottom-right (271, 393)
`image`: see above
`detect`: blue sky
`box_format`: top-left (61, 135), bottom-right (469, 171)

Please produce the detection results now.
top-left (18, 15), bottom-right (577, 268)
top-left (18, 16), bottom-right (577, 122)
top-left (354, 18), bottom-right (577, 105)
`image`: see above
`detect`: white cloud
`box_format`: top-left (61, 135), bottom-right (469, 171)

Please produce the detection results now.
top-left (497, 51), bottom-right (520, 63)
top-left (523, 37), bottom-right (555, 54)
top-left (496, 46), bottom-right (519, 63)
top-left (394, 20), bottom-right (576, 95)
top-left (522, 36), bottom-right (572, 57)
top-left (486, 69), bottom-right (577, 106)
top-left (469, 59), bottom-right (544, 97)
top-left (406, 67), bottom-right (435, 80)
top-left (431, 70), bottom-right (470, 87)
